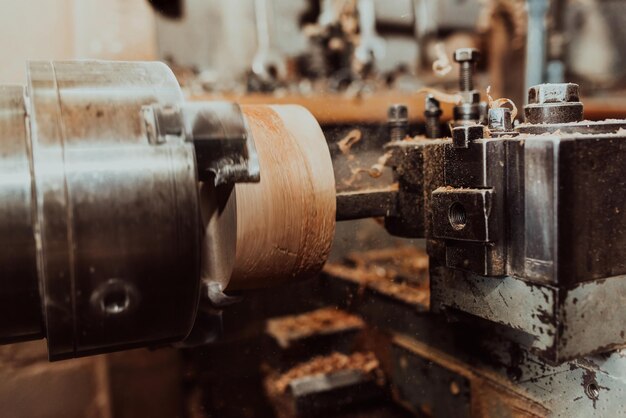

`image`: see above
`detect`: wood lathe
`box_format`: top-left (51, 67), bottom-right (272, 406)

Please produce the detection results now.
top-left (0, 60), bottom-right (336, 359)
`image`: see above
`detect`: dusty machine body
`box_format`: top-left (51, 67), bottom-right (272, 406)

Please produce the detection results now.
top-left (325, 70), bottom-right (626, 415)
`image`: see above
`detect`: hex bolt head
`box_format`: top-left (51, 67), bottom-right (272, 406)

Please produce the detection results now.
top-left (454, 48), bottom-right (481, 92)
top-left (388, 104), bottom-right (408, 122)
top-left (452, 124), bottom-right (484, 148)
top-left (424, 95), bottom-right (442, 139)
top-left (424, 95), bottom-right (442, 116)
top-left (388, 104), bottom-right (409, 141)
top-left (488, 108), bottom-right (513, 132)
top-left (453, 48), bottom-right (481, 63)
top-left (527, 83), bottom-right (580, 104)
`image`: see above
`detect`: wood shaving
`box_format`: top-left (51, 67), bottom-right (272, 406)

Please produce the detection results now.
top-left (337, 129), bottom-right (362, 159)
top-left (341, 151), bottom-right (392, 186)
top-left (486, 85), bottom-right (518, 120)
top-left (367, 151), bottom-right (393, 178)
top-left (432, 42), bottom-right (452, 77)
top-left (418, 87), bottom-right (463, 105)
top-left (324, 246), bottom-right (430, 308)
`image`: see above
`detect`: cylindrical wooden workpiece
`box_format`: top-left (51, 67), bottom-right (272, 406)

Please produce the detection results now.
top-left (201, 105), bottom-right (335, 291)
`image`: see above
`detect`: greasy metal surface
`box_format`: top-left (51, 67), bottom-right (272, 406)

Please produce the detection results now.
top-left (384, 138), bottom-right (447, 239)
top-left (424, 95), bottom-right (443, 139)
top-left (441, 137), bottom-right (507, 276)
top-left (555, 134), bottom-right (626, 284)
top-left (504, 132), bottom-right (626, 286)
top-left (444, 139), bottom-right (506, 188)
top-left (27, 61), bottom-right (201, 359)
top-left (559, 274), bottom-right (626, 359)
top-left (336, 187), bottom-right (397, 221)
top-left (524, 83), bottom-right (584, 124)
top-left (432, 270), bottom-right (626, 363)
top-left (392, 342), bottom-right (471, 418)
top-left (379, 107), bottom-right (626, 359)
top-left (179, 102), bottom-right (260, 185)
top-left (452, 124), bottom-right (483, 148)
top-left (0, 86), bottom-right (42, 344)
top-left (432, 188), bottom-right (494, 243)
top-left (517, 136), bottom-right (559, 283)
top-left (516, 119), bottom-right (626, 135)
top-left (394, 329), bottom-right (626, 417)
top-left (387, 104), bottom-right (408, 142)
top-left (321, 248), bottom-right (625, 416)
top-left (431, 271), bottom-right (557, 355)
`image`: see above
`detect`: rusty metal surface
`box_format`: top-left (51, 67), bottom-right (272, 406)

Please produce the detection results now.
top-left (336, 187), bottom-right (398, 221)
top-left (392, 342), bottom-right (472, 417)
top-left (320, 247), bottom-right (626, 416)
top-left (431, 270), bottom-right (626, 363)
top-left (431, 271), bottom-right (557, 355)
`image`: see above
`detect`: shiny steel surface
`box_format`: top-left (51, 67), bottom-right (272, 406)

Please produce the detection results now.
top-left (0, 85), bottom-right (42, 344)
top-left (26, 61), bottom-right (201, 359)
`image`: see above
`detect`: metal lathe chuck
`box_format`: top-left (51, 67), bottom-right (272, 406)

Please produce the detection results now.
top-left (0, 61), bottom-right (335, 360)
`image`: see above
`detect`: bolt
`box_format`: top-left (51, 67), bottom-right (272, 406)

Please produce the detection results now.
top-left (453, 48), bottom-right (480, 92)
top-left (424, 95), bottom-right (442, 139)
top-left (388, 104), bottom-right (409, 141)
top-left (452, 124), bottom-right (483, 148)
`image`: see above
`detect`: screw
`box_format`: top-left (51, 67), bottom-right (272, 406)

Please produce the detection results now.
top-left (388, 104), bottom-right (409, 141)
top-left (453, 48), bottom-right (480, 92)
top-left (424, 95), bottom-right (442, 139)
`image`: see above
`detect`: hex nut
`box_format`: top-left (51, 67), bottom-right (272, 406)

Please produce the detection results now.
top-left (527, 83), bottom-right (580, 104)
top-left (488, 108), bottom-right (513, 131)
top-left (388, 104), bottom-right (408, 122)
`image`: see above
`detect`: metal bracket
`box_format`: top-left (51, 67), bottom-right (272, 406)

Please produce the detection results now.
top-left (143, 102), bottom-right (261, 186)
top-left (432, 187), bottom-right (495, 243)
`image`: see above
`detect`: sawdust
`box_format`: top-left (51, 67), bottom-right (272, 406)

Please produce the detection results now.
top-left (324, 246), bottom-right (430, 308)
top-left (270, 351), bottom-right (381, 394)
top-left (266, 308), bottom-right (364, 348)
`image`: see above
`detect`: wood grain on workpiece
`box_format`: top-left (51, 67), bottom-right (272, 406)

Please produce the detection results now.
top-left (228, 105), bottom-right (336, 290)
